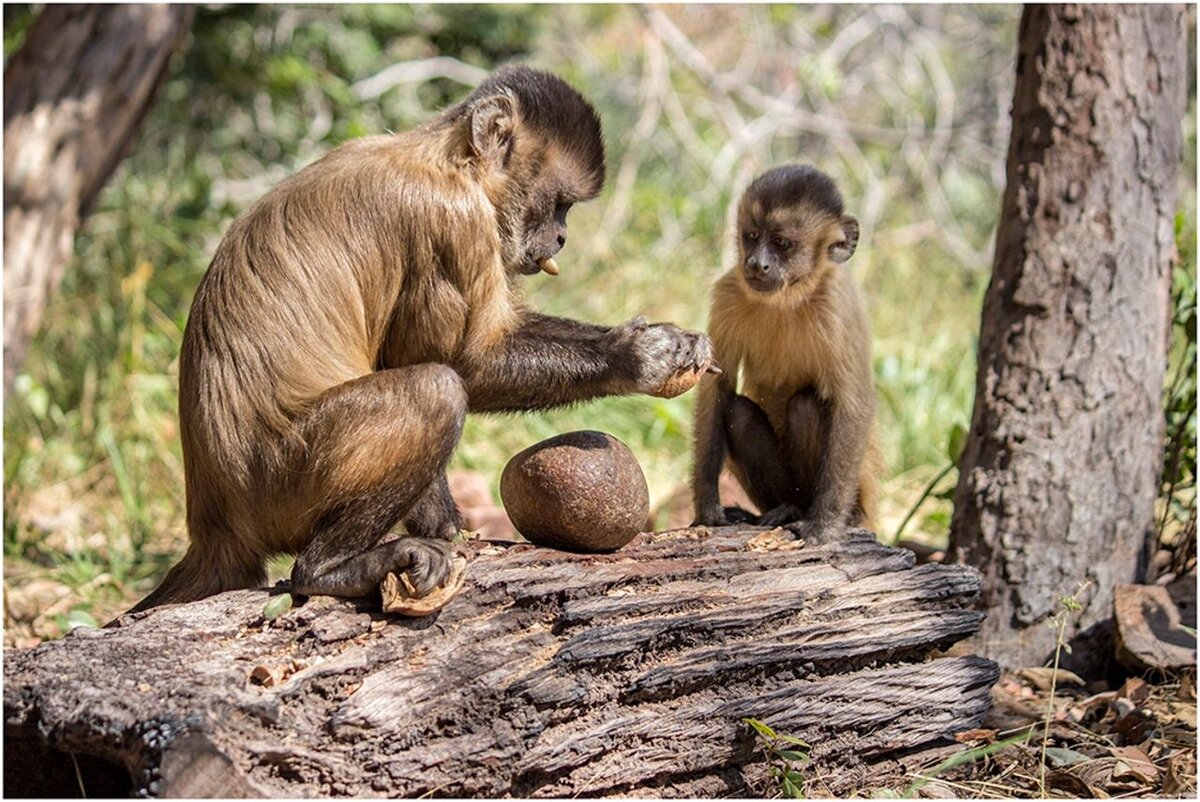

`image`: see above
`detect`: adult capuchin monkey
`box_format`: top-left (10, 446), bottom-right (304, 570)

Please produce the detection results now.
top-left (127, 66), bottom-right (713, 614)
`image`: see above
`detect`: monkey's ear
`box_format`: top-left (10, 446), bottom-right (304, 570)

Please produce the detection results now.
top-left (469, 94), bottom-right (517, 168)
top-left (828, 215), bottom-right (859, 263)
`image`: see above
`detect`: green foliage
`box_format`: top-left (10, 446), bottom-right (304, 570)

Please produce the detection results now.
top-left (891, 422), bottom-right (967, 543)
top-left (262, 592), bottom-right (294, 622)
top-left (1159, 212), bottom-right (1198, 540)
top-left (900, 729), bottom-right (1033, 798)
top-left (745, 718), bottom-right (812, 798)
top-left (2, 3), bottom-right (35, 59)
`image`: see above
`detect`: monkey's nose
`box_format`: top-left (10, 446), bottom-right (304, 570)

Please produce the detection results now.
top-left (747, 256), bottom-right (770, 274)
top-left (557, 234), bottom-right (566, 248)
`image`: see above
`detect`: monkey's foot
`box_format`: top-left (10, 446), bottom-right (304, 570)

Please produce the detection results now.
top-left (381, 555), bottom-right (468, 616)
top-left (785, 520), bottom-right (841, 546)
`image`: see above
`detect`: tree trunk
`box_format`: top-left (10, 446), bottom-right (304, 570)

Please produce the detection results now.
top-left (949, 4), bottom-right (1187, 670)
top-left (4, 528), bottom-right (999, 798)
top-left (3, 3), bottom-right (193, 395)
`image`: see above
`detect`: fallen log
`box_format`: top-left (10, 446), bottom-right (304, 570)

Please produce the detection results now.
top-left (4, 527), bottom-right (999, 797)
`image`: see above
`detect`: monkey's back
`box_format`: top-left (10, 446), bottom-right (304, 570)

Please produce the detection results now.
top-left (177, 133), bottom-right (496, 495)
top-left (181, 132), bottom-right (487, 456)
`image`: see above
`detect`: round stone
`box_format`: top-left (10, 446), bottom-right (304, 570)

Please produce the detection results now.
top-left (499, 431), bottom-right (650, 552)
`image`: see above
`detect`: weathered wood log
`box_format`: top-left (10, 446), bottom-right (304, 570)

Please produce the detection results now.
top-left (4, 528), bottom-right (999, 797)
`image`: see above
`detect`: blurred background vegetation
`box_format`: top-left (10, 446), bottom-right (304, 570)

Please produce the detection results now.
top-left (4, 4), bottom-right (1195, 643)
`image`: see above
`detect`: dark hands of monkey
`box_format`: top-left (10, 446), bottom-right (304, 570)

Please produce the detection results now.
top-left (608, 316), bottom-right (716, 395)
top-left (691, 164), bottom-right (879, 544)
top-left (127, 65), bottom-right (713, 616)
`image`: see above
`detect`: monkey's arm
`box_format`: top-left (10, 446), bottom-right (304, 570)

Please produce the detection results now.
top-left (691, 371), bottom-right (738, 526)
top-left (804, 368), bottom-right (876, 538)
top-left (458, 313), bottom-right (712, 413)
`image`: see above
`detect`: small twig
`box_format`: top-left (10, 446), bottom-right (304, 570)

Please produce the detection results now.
top-left (893, 462), bottom-right (956, 543)
top-left (1039, 581), bottom-right (1090, 798)
top-left (353, 57), bottom-right (488, 101)
top-left (72, 752), bottom-right (87, 797)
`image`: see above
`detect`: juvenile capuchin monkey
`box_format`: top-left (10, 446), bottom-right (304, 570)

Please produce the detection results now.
top-left (691, 164), bottom-right (879, 542)
top-left (127, 66), bottom-right (713, 614)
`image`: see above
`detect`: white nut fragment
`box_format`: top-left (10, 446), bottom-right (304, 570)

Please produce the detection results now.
top-left (538, 257), bottom-right (559, 275)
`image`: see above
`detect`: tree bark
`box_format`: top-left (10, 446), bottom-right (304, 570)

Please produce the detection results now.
top-left (3, 3), bottom-right (193, 395)
top-left (949, 4), bottom-right (1187, 669)
top-left (4, 528), bottom-right (999, 798)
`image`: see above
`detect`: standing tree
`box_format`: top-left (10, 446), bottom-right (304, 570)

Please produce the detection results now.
top-left (950, 4), bottom-right (1188, 669)
top-left (3, 4), bottom-right (192, 395)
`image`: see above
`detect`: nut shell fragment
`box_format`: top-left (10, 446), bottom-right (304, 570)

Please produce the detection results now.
top-left (380, 555), bottom-right (467, 616)
top-left (653, 354), bottom-right (719, 399)
top-left (654, 367), bottom-right (704, 398)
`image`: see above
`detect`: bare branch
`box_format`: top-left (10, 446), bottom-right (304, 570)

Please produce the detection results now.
top-left (353, 57), bottom-right (489, 101)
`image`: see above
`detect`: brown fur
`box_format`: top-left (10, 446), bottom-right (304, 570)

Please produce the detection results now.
top-left (129, 66), bottom-right (712, 614)
top-left (692, 166), bottom-right (880, 535)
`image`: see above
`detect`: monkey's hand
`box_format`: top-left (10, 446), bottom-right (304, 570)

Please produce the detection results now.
top-left (611, 317), bottom-right (715, 398)
top-left (691, 505), bottom-right (759, 528)
top-left (784, 519), bottom-right (843, 547)
top-left (757, 503), bottom-right (805, 527)
top-left (691, 503), bottom-right (732, 528)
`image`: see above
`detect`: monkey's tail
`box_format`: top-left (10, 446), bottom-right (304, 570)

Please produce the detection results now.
top-left (118, 543), bottom-right (264, 619)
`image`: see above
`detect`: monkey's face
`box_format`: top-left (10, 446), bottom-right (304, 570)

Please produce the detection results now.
top-left (516, 188), bottom-right (572, 276)
top-left (510, 149), bottom-right (599, 276)
top-left (462, 77), bottom-right (604, 278)
top-left (737, 199), bottom-right (859, 295)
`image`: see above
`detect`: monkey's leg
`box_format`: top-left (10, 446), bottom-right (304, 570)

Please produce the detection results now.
top-left (783, 389), bottom-right (826, 512)
top-left (725, 395), bottom-right (801, 524)
top-left (403, 474), bottom-right (463, 541)
top-left (290, 365), bottom-right (466, 599)
top-left (787, 391), bottom-right (875, 544)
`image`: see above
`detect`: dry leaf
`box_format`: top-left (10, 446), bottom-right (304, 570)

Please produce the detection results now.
top-left (1044, 769), bottom-right (1095, 797)
top-left (1167, 700), bottom-right (1196, 727)
top-left (249, 664), bottom-right (282, 688)
top-left (1109, 709), bottom-right (1155, 744)
top-left (953, 728), bottom-right (997, 743)
top-left (1118, 676), bottom-right (1151, 704)
top-left (1108, 745), bottom-right (1159, 783)
top-left (915, 780), bottom-right (958, 798)
top-left (1164, 750), bottom-right (1196, 796)
top-left (1018, 666), bottom-right (1086, 691)
top-left (1044, 746), bottom-right (1091, 767)
top-left (746, 527), bottom-right (798, 552)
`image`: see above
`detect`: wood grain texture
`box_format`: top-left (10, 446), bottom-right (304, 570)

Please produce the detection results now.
top-left (4, 528), bottom-right (999, 797)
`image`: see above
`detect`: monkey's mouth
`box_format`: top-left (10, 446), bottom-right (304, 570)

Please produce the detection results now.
top-left (520, 255), bottom-right (560, 276)
top-left (743, 272), bottom-right (784, 293)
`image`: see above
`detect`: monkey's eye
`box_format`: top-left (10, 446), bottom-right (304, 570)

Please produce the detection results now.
top-left (554, 202), bottom-right (572, 222)
top-left (771, 237), bottom-right (792, 250)
top-left (743, 230), bottom-right (759, 243)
